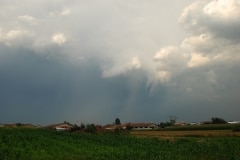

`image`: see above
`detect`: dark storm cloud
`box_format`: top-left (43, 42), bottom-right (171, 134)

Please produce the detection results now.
top-left (0, 46), bottom-right (167, 124)
top-left (0, 47), bottom-right (76, 124)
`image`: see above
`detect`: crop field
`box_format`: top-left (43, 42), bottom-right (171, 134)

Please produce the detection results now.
top-left (0, 127), bottom-right (240, 160)
top-left (131, 130), bottom-right (240, 140)
top-left (130, 124), bottom-right (240, 140)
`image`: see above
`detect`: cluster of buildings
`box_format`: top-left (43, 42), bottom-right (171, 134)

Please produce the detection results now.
top-left (0, 122), bottom-right (159, 131)
top-left (45, 122), bottom-right (159, 131)
top-left (1, 120), bottom-right (240, 132)
top-left (104, 122), bottom-right (158, 130)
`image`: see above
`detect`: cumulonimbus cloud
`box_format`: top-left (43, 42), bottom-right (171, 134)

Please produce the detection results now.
top-left (1, 0), bottom-right (240, 87)
top-left (153, 0), bottom-right (240, 86)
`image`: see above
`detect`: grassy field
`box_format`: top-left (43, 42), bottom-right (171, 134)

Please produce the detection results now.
top-left (0, 127), bottom-right (240, 160)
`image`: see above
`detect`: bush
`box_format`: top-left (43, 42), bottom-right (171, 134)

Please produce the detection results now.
top-left (232, 125), bottom-right (240, 132)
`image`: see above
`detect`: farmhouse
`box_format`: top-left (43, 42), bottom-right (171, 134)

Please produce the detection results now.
top-left (126, 123), bottom-right (158, 130)
top-left (228, 121), bottom-right (240, 124)
top-left (46, 123), bottom-right (73, 131)
top-left (175, 121), bottom-right (187, 126)
top-left (103, 124), bottom-right (117, 130)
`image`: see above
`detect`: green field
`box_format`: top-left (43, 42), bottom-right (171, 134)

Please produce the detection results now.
top-left (0, 127), bottom-right (240, 160)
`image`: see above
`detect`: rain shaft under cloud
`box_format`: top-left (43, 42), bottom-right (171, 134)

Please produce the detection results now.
top-left (0, 0), bottom-right (240, 125)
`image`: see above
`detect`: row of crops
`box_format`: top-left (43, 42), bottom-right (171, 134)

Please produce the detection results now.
top-left (0, 127), bottom-right (240, 160)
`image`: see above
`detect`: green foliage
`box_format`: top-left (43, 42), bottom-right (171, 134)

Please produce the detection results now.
top-left (0, 127), bottom-right (240, 160)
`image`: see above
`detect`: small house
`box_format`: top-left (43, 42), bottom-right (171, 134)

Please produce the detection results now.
top-left (46, 123), bottom-right (73, 131)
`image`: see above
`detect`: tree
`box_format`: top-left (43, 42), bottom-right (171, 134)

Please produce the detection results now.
top-left (115, 118), bottom-right (121, 125)
top-left (64, 121), bottom-right (71, 125)
top-left (80, 123), bottom-right (85, 129)
top-left (211, 117), bottom-right (227, 124)
top-left (71, 124), bottom-right (80, 132)
top-left (86, 124), bottom-right (96, 133)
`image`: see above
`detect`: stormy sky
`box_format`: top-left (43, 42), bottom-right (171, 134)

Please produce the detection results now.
top-left (1, 0), bottom-right (240, 125)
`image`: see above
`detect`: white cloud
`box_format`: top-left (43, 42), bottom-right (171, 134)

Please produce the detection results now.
top-left (0, 29), bottom-right (34, 46)
top-left (102, 65), bottom-right (126, 78)
top-left (50, 8), bottom-right (71, 17)
top-left (154, 0), bottom-right (240, 83)
top-left (187, 53), bottom-right (209, 68)
top-left (51, 33), bottom-right (66, 45)
top-left (179, 0), bottom-right (240, 40)
top-left (6, 30), bottom-right (22, 39)
top-left (153, 47), bottom-right (177, 61)
top-left (181, 34), bottom-right (211, 52)
top-left (61, 9), bottom-right (71, 16)
top-left (203, 0), bottom-right (240, 19)
top-left (178, 0), bottom-right (207, 34)
top-left (156, 71), bottom-right (172, 83)
top-left (130, 57), bottom-right (141, 70)
top-left (18, 15), bottom-right (39, 26)
top-left (153, 46), bottom-right (187, 83)
top-left (0, 0), bottom-right (194, 74)
top-left (102, 57), bottom-right (141, 78)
